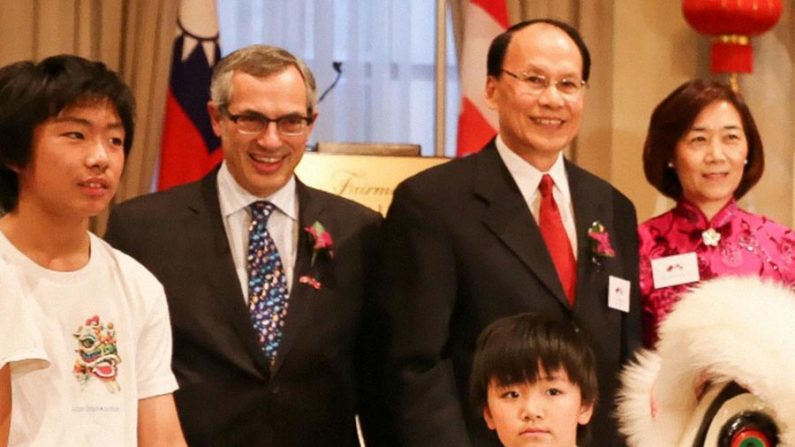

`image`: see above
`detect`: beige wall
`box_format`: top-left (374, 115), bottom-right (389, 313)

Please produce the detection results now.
top-left (740, 9), bottom-right (794, 226)
top-left (575, 1), bottom-right (794, 225)
top-left (609, 1), bottom-right (706, 221)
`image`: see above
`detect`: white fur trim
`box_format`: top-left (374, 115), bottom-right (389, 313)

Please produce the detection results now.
top-left (617, 276), bottom-right (795, 445)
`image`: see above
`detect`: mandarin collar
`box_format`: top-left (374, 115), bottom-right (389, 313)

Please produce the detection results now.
top-left (673, 198), bottom-right (738, 231)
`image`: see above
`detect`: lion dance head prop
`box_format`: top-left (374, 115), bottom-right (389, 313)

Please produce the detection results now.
top-left (617, 276), bottom-right (794, 446)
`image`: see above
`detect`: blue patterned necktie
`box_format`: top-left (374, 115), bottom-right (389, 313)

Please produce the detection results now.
top-left (247, 201), bottom-right (289, 365)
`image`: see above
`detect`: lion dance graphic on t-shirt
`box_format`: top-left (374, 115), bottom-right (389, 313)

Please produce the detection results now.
top-left (73, 315), bottom-right (122, 393)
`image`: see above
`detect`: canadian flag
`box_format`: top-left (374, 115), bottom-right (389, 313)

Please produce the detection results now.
top-left (157, 0), bottom-right (223, 191)
top-left (455, 0), bottom-right (509, 157)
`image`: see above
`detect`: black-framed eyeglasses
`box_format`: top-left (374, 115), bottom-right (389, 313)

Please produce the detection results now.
top-left (501, 69), bottom-right (587, 98)
top-left (222, 107), bottom-right (314, 136)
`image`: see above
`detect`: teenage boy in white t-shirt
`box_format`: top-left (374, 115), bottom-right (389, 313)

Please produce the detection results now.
top-left (0, 55), bottom-right (186, 446)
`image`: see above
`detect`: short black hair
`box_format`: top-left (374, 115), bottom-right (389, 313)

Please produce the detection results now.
top-left (0, 54), bottom-right (135, 212)
top-left (470, 313), bottom-right (598, 444)
top-left (643, 79), bottom-right (764, 200)
top-left (486, 18), bottom-right (591, 81)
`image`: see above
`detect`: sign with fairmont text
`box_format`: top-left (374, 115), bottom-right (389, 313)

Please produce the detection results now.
top-left (295, 153), bottom-right (449, 215)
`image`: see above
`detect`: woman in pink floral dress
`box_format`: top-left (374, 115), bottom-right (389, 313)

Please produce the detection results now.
top-left (639, 79), bottom-right (795, 348)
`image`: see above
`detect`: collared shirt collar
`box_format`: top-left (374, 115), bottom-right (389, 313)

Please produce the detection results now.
top-left (217, 161), bottom-right (299, 221)
top-left (495, 135), bottom-right (571, 206)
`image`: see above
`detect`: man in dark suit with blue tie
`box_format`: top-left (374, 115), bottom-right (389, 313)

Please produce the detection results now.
top-left (105, 45), bottom-right (382, 446)
top-left (379, 19), bottom-right (641, 446)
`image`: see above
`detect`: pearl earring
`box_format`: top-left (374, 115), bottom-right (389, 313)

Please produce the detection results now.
top-left (744, 159), bottom-right (748, 165)
top-left (667, 162), bottom-right (674, 168)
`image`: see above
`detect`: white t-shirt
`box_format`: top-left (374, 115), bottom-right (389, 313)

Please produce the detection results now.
top-left (0, 232), bottom-right (179, 447)
top-left (0, 258), bottom-right (48, 374)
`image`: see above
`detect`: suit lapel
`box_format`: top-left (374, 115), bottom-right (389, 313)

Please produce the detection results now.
top-left (566, 161), bottom-right (607, 307)
top-left (475, 143), bottom-right (569, 306)
top-left (269, 179), bottom-right (323, 376)
top-left (190, 172), bottom-right (271, 378)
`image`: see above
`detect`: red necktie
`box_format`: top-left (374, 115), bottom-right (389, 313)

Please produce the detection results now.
top-left (539, 175), bottom-right (577, 306)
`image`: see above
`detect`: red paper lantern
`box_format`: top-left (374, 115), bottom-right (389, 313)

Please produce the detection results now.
top-left (682, 0), bottom-right (783, 73)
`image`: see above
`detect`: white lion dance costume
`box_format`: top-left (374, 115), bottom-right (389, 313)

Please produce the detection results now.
top-left (617, 276), bottom-right (795, 446)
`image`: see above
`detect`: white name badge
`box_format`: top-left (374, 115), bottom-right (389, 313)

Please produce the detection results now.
top-left (608, 275), bottom-right (631, 313)
top-left (651, 252), bottom-right (700, 289)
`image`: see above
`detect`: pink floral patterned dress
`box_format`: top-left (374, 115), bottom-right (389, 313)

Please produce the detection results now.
top-left (638, 199), bottom-right (795, 347)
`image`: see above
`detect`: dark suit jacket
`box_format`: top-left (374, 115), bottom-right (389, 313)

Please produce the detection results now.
top-left (378, 141), bottom-right (641, 446)
top-left (105, 170), bottom-right (382, 447)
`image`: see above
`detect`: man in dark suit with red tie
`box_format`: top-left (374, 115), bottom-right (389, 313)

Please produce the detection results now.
top-left (378, 19), bottom-right (640, 446)
top-left (105, 45), bottom-right (382, 446)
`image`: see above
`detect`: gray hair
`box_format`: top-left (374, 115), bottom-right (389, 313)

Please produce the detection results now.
top-left (210, 44), bottom-right (317, 115)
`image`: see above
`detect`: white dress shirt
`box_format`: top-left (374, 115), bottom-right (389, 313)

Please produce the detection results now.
top-left (495, 135), bottom-right (578, 257)
top-left (217, 162), bottom-right (299, 303)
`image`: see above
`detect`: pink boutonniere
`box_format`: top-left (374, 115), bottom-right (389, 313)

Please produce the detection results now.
top-left (298, 275), bottom-right (322, 290)
top-left (299, 221), bottom-right (334, 290)
top-left (587, 221), bottom-right (615, 266)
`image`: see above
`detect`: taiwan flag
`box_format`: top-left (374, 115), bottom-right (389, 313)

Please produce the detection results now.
top-left (158, 0), bottom-right (223, 191)
top-left (456, 0), bottom-right (509, 157)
